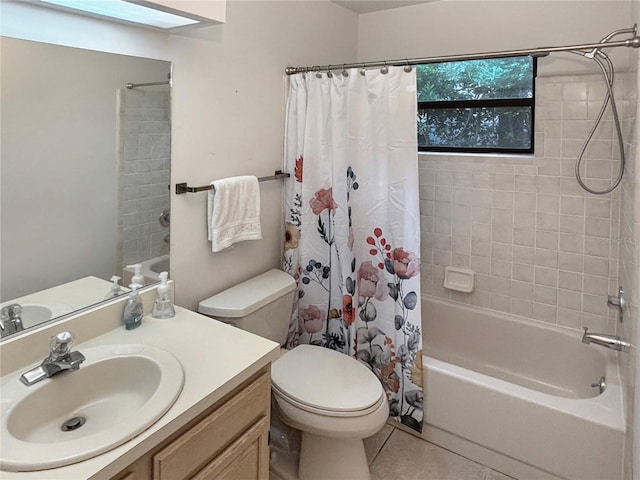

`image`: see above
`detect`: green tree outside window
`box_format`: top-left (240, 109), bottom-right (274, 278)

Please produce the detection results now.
top-left (417, 56), bottom-right (535, 153)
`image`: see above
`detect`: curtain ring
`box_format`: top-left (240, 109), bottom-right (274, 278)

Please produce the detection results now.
top-left (326, 66), bottom-right (333, 78)
top-left (381, 62), bottom-right (389, 74)
top-left (404, 60), bottom-right (412, 73)
top-left (314, 67), bottom-right (322, 79)
top-left (342, 64), bottom-right (349, 77)
top-left (359, 64), bottom-right (366, 76)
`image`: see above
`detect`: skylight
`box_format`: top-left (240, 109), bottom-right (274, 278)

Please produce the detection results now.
top-left (36, 0), bottom-right (200, 29)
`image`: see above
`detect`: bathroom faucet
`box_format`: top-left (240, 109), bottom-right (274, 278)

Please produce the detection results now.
top-left (582, 327), bottom-right (630, 352)
top-left (0, 304), bottom-right (24, 338)
top-left (20, 331), bottom-right (85, 386)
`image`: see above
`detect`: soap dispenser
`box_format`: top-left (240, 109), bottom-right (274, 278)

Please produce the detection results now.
top-left (104, 275), bottom-right (124, 300)
top-left (127, 264), bottom-right (145, 287)
top-left (152, 272), bottom-right (176, 319)
top-left (122, 283), bottom-right (144, 330)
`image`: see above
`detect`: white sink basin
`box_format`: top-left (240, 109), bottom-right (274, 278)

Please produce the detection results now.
top-left (19, 303), bottom-right (74, 329)
top-left (0, 303), bottom-right (74, 334)
top-left (0, 343), bottom-right (184, 472)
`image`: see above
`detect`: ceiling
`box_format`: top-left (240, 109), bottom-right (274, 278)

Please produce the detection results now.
top-left (331, 0), bottom-right (434, 14)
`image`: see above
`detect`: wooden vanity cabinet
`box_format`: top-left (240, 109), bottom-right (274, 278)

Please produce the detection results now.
top-left (112, 368), bottom-right (271, 480)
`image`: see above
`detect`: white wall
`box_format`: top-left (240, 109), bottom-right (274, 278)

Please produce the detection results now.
top-left (357, 0), bottom-right (633, 76)
top-left (166, 1), bottom-right (358, 308)
top-left (0, 0), bottom-right (359, 309)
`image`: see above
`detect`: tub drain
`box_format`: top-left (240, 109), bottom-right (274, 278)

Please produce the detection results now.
top-left (61, 416), bottom-right (86, 432)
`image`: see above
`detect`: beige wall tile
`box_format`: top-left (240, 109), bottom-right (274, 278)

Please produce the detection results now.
top-left (421, 72), bottom-right (623, 336)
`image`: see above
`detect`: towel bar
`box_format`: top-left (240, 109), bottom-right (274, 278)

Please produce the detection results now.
top-left (175, 170), bottom-right (290, 195)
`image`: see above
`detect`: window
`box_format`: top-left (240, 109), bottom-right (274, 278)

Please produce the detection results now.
top-left (417, 56), bottom-right (536, 154)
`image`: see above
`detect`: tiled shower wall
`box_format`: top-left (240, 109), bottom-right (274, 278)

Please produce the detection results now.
top-left (618, 53), bottom-right (638, 479)
top-left (420, 72), bottom-right (634, 333)
top-left (117, 88), bottom-right (171, 270)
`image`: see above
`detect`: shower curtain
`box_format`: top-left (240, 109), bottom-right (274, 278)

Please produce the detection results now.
top-left (283, 67), bottom-right (423, 432)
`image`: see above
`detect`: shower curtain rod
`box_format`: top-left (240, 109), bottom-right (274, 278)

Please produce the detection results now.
top-left (284, 26), bottom-right (640, 75)
top-left (125, 80), bottom-right (171, 89)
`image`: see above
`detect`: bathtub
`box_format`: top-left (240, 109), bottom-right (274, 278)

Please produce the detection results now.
top-left (421, 298), bottom-right (625, 480)
top-left (123, 254), bottom-right (169, 286)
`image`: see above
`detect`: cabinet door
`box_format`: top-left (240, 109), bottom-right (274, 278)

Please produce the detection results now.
top-left (153, 372), bottom-right (270, 480)
top-left (112, 473), bottom-right (136, 480)
top-left (192, 415), bottom-right (270, 480)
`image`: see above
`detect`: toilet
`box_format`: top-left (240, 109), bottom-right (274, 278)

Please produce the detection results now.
top-left (198, 269), bottom-right (389, 480)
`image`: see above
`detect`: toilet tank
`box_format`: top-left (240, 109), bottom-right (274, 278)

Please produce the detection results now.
top-left (197, 269), bottom-right (296, 345)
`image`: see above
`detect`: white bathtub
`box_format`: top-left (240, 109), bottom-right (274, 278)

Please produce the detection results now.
top-left (123, 255), bottom-right (169, 286)
top-left (421, 298), bottom-right (625, 480)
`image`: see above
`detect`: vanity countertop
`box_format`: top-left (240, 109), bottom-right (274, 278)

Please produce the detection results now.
top-left (1, 276), bottom-right (116, 312)
top-left (0, 305), bottom-right (280, 479)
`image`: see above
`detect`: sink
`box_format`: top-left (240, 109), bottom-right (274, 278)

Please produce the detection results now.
top-left (20, 303), bottom-right (74, 329)
top-left (0, 343), bottom-right (184, 471)
top-left (0, 303), bottom-right (75, 336)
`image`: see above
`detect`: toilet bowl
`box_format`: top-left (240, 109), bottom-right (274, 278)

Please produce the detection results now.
top-left (198, 270), bottom-right (389, 480)
top-left (272, 345), bottom-right (388, 480)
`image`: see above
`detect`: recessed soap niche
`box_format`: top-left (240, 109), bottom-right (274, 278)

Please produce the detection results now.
top-left (443, 267), bottom-right (475, 293)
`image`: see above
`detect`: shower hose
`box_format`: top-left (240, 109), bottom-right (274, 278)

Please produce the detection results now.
top-left (570, 27), bottom-right (635, 195)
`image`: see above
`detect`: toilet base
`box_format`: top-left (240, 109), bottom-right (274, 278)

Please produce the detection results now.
top-left (298, 432), bottom-right (370, 480)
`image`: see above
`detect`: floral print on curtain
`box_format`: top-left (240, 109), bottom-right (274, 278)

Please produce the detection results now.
top-left (283, 67), bottom-right (423, 432)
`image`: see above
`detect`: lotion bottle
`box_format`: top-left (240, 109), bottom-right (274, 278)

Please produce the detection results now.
top-left (122, 283), bottom-right (143, 330)
top-left (152, 272), bottom-right (176, 319)
top-left (127, 264), bottom-right (145, 287)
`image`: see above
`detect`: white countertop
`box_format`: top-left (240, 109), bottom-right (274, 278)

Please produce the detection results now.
top-left (2, 276), bottom-right (118, 312)
top-left (0, 303), bottom-right (280, 479)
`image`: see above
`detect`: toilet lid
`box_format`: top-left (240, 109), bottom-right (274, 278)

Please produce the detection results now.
top-left (271, 345), bottom-right (383, 413)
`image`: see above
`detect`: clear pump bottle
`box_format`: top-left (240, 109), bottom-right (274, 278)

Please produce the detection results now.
top-left (152, 272), bottom-right (176, 319)
top-left (126, 264), bottom-right (145, 287)
top-left (104, 275), bottom-right (124, 300)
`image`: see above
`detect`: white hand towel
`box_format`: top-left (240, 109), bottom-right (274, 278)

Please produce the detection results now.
top-left (207, 176), bottom-right (262, 252)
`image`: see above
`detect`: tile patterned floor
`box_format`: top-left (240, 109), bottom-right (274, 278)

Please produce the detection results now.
top-left (271, 424), bottom-right (516, 480)
top-left (366, 426), bottom-right (515, 480)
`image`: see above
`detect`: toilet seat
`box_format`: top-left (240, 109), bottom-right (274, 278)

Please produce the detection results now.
top-left (272, 384), bottom-right (385, 417)
top-left (271, 345), bottom-right (384, 417)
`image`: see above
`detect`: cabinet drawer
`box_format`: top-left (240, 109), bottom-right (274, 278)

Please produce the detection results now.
top-left (153, 372), bottom-right (270, 480)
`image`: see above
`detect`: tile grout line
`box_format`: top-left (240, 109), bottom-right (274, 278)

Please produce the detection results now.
top-left (368, 426), bottom-right (396, 467)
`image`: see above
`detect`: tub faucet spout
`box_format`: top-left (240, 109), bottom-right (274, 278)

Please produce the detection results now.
top-left (582, 327), bottom-right (630, 352)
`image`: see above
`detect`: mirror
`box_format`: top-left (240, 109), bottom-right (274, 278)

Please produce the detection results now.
top-left (0, 37), bottom-right (171, 338)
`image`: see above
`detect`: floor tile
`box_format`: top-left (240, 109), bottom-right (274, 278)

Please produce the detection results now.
top-left (483, 468), bottom-right (517, 480)
top-left (370, 429), bottom-right (487, 480)
top-left (364, 424), bottom-right (394, 465)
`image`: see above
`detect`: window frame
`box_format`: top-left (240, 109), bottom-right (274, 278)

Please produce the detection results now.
top-left (417, 56), bottom-right (538, 155)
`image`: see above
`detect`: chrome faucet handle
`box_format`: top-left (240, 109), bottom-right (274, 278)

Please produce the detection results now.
top-left (607, 286), bottom-right (625, 323)
top-left (20, 331), bottom-right (84, 386)
top-left (48, 331), bottom-right (75, 360)
top-left (9, 304), bottom-right (22, 318)
top-left (1, 304), bottom-right (23, 335)
top-left (1, 303), bottom-right (22, 321)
